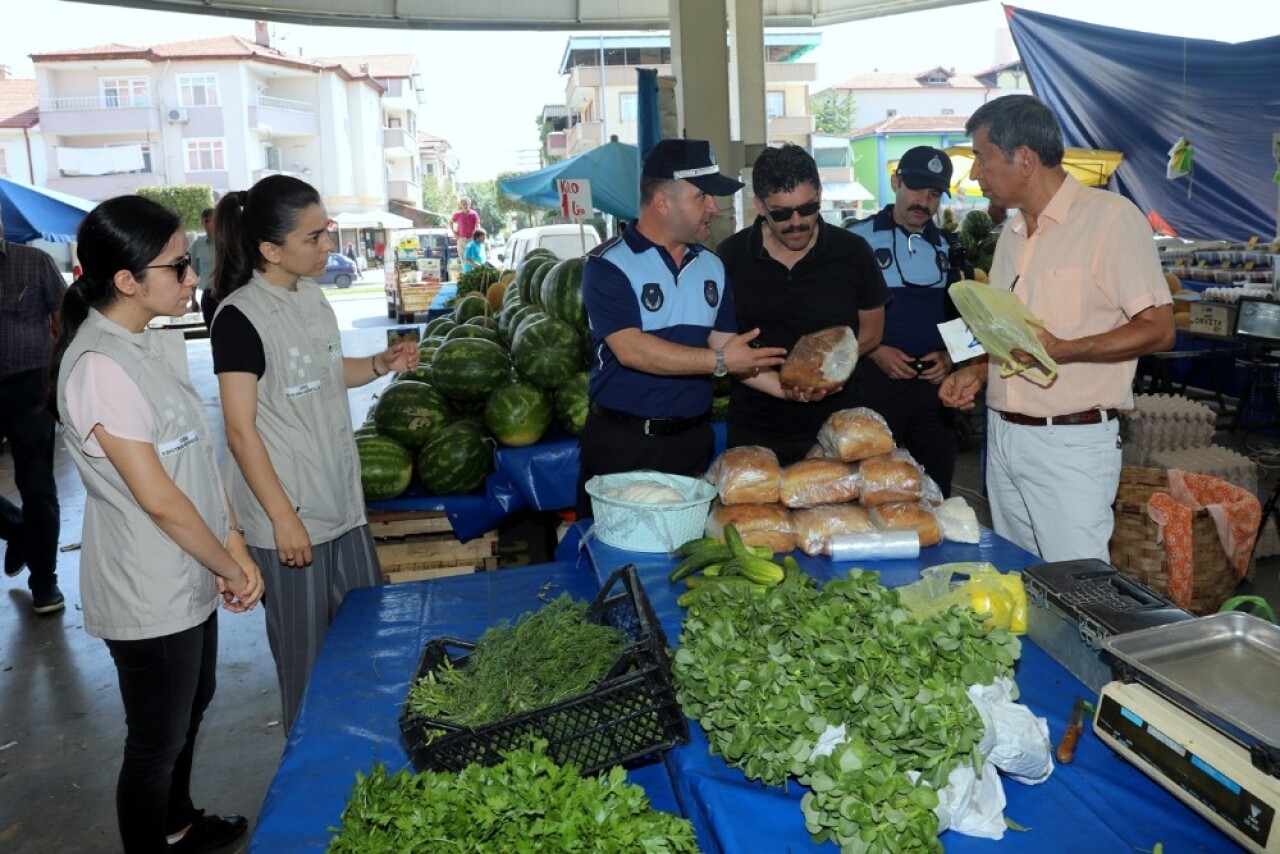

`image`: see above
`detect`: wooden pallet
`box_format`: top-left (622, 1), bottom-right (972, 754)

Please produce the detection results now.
top-left (368, 509), bottom-right (498, 584)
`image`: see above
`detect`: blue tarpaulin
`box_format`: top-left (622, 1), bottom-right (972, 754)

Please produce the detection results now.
top-left (1007, 5), bottom-right (1280, 241)
top-left (0, 177), bottom-right (95, 244)
top-left (498, 140), bottom-right (640, 221)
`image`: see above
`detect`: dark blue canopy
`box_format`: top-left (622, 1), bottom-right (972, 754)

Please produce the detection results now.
top-left (0, 177), bottom-right (95, 244)
top-left (1008, 5), bottom-right (1280, 241)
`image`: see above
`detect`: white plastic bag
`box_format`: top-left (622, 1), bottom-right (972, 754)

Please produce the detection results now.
top-left (937, 496), bottom-right (980, 544)
top-left (967, 678), bottom-right (1054, 784)
top-left (924, 762), bottom-right (1008, 840)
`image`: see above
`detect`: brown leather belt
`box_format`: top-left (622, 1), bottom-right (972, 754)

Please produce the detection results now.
top-left (997, 408), bottom-right (1119, 427)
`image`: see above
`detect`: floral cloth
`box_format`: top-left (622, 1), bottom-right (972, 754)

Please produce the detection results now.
top-left (1146, 469), bottom-right (1260, 609)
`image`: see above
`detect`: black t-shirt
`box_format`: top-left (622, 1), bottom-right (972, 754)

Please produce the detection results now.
top-left (717, 217), bottom-right (889, 437)
top-left (210, 305), bottom-right (267, 378)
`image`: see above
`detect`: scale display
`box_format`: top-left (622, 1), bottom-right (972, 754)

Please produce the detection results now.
top-left (1235, 298), bottom-right (1280, 346)
top-left (1095, 682), bottom-right (1279, 852)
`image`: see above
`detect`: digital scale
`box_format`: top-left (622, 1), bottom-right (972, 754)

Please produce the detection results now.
top-left (1094, 613), bottom-right (1280, 852)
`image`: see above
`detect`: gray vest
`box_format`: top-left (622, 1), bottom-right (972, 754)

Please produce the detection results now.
top-left (56, 310), bottom-right (224, 640)
top-left (217, 274), bottom-right (364, 548)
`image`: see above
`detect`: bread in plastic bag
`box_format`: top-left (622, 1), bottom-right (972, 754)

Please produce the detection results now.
top-left (779, 458), bottom-right (860, 508)
top-left (948, 279), bottom-right (1058, 386)
top-left (792, 504), bottom-right (875, 556)
top-left (857, 453), bottom-right (923, 506)
top-left (704, 445), bottom-right (781, 505)
top-left (938, 496), bottom-right (980, 543)
top-left (779, 325), bottom-right (858, 391)
top-left (704, 500), bottom-right (795, 554)
top-left (817, 407), bottom-right (895, 462)
top-left (869, 500), bottom-right (941, 546)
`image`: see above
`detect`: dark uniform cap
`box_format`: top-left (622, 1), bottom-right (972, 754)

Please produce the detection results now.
top-left (643, 139), bottom-right (745, 196)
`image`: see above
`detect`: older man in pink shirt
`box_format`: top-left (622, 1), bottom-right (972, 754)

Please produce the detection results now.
top-left (940, 95), bottom-right (1174, 562)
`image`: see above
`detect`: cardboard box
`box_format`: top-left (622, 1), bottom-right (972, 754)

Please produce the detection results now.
top-left (1188, 301), bottom-right (1238, 338)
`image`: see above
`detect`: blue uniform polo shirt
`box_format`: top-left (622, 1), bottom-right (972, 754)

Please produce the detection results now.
top-left (582, 226), bottom-right (736, 419)
top-left (848, 205), bottom-right (960, 356)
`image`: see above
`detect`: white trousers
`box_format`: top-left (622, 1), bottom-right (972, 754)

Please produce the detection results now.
top-left (985, 413), bottom-right (1122, 562)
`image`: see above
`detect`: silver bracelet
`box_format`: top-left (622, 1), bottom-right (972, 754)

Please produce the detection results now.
top-left (371, 355), bottom-right (385, 377)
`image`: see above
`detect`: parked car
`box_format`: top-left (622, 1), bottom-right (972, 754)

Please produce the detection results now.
top-left (498, 224), bottom-right (602, 269)
top-left (315, 252), bottom-right (358, 288)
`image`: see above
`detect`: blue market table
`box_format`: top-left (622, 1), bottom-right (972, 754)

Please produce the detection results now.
top-left (250, 525), bottom-right (1237, 853)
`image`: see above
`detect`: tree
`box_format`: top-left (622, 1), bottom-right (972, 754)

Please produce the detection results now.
top-left (811, 93), bottom-right (857, 135)
top-left (420, 179), bottom-right (457, 229)
top-left (136, 185), bottom-right (215, 231)
top-left (462, 180), bottom-right (504, 238)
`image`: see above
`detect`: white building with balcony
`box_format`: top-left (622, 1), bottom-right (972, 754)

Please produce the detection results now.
top-left (0, 69), bottom-right (39, 184)
top-left (28, 26), bottom-right (419, 232)
top-left (556, 33), bottom-right (819, 158)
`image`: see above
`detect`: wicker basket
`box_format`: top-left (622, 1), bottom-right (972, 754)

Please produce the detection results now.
top-left (1108, 467), bottom-right (1242, 615)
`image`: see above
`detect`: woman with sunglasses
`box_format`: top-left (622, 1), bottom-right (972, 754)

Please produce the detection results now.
top-left (47, 195), bottom-right (264, 853)
top-left (209, 174), bottom-right (418, 733)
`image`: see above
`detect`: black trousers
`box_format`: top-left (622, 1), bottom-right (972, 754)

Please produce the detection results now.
top-left (105, 612), bottom-right (218, 854)
top-left (725, 421), bottom-right (818, 467)
top-left (576, 413), bottom-right (714, 518)
top-left (0, 369), bottom-right (60, 596)
top-left (854, 362), bottom-right (958, 497)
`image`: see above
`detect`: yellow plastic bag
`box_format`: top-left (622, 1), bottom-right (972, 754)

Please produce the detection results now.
top-left (897, 562), bottom-right (1027, 634)
top-left (949, 279), bottom-right (1058, 386)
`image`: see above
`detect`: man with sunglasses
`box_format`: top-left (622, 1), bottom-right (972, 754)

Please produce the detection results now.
top-left (717, 143), bottom-right (888, 465)
top-left (848, 146), bottom-right (969, 496)
top-left (0, 210), bottom-right (66, 613)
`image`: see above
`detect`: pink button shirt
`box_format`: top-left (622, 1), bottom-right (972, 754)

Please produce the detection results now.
top-left (985, 175), bottom-right (1171, 417)
top-left (65, 352), bottom-right (154, 456)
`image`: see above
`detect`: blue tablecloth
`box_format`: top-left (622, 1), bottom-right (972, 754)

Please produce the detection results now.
top-left (561, 524), bottom-right (1236, 854)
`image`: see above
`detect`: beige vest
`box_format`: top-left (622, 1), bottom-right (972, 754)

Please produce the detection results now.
top-left (216, 274), bottom-right (364, 548)
top-left (56, 310), bottom-right (224, 640)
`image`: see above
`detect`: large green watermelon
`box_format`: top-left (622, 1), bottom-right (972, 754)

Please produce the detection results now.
top-left (393, 366), bottom-right (434, 385)
top-left (511, 317), bottom-right (582, 390)
top-left (431, 337), bottom-right (512, 402)
top-left (553, 372), bottom-right (589, 437)
top-left (502, 305), bottom-right (543, 346)
top-left (539, 257), bottom-right (587, 333)
top-left (423, 316), bottom-right (456, 338)
top-left (485, 382), bottom-right (553, 447)
top-left (416, 421), bottom-right (494, 495)
top-left (356, 434), bottom-right (414, 501)
top-left (510, 310), bottom-right (550, 349)
top-left (525, 260), bottom-right (558, 307)
top-left (502, 279), bottom-right (525, 309)
top-left (453, 294), bottom-right (492, 324)
top-left (513, 256), bottom-right (550, 304)
top-left (443, 323), bottom-right (503, 346)
top-left (370, 380), bottom-right (450, 452)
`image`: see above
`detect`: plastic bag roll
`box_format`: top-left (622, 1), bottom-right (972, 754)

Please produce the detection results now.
top-left (829, 530), bottom-right (920, 561)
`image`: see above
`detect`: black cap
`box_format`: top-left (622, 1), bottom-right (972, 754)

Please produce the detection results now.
top-left (896, 146), bottom-right (953, 195)
top-left (642, 138), bottom-right (744, 196)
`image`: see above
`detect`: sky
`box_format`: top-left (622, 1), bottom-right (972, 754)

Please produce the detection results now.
top-left (3, 0), bottom-right (1274, 184)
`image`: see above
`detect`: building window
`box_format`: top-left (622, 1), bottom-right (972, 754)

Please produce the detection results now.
top-left (924, 71), bottom-right (950, 85)
top-left (101, 77), bottom-right (150, 108)
top-left (619, 92), bottom-right (638, 122)
top-left (265, 145), bottom-right (282, 171)
top-left (185, 139), bottom-right (225, 172)
top-left (941, 108), bottom-right (955, 116)
top-left (766, 92), bottom-right (785, 119)
top-left (886, 109), bottom-right (898, 118)
top-left (178, 74), bottom-right (219, 107)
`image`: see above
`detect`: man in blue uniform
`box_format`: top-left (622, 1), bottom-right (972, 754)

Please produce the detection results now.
top-left (576, 139), bottom-right (786, 517)
top-left (848, 146), bottom-right (968, 496)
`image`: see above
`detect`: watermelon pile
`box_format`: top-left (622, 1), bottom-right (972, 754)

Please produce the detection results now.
top-left (355, 248), bottom-right (593, 501)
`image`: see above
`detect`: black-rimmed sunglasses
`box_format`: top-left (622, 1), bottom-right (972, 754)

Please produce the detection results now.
top-left (763, 200), bottom-right (821, 222)
top-left (143, 255), bottom-right (192, 281)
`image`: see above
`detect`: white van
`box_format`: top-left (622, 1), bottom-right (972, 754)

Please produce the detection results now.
top-left (499, 224), bottom-right (602, 269)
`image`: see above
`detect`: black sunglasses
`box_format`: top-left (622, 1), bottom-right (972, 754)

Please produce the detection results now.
top-left (763, 200), bottom-right (821, 222)
top-left (143, 255), bottom-right (192, 281)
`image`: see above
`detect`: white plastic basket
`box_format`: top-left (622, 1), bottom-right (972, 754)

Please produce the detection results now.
top-left (585, 471), bottom-right (716, 553)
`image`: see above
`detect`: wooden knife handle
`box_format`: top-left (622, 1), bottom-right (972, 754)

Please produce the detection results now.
top-left (1056, 725), bottom-right (1082, 764)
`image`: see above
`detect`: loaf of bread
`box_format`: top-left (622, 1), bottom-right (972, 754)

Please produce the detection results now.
top-left (817, 407), bottom-right (895, 462)
top-left (793, 505), bottom-right (874, 556)
top-left (705, 501), bottom-right (796, 554)
top-left (857, 456), bottom-right (923, 506)
top-left (705, 446), bottom-right (781, 505)
top-left (779, 458), bottom-right (860, 508)
top-left (779, 326), bottom-right (858, 391)
top-left (869, 501), bottom-right (941, 547)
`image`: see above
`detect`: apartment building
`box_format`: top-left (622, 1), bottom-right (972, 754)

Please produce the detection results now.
top-left (27, 24), bottom-right (423, 233)
top-left (0, 68), bottom-right (39, 184)
top-left (554, 32), bottom-right (820, 159)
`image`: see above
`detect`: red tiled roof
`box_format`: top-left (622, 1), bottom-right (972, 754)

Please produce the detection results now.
top-left (848, 115), bottom-right (970, 138)
top-left (0, 78), bottom-right (37, 129)
top-left (313, 54), bottom-right (416, 79)
top-left (822, 69), bottom-right (987, 93)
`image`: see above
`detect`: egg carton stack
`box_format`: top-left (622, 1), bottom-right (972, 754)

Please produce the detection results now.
top-left (1122, 394), bottom-right (1218, 467)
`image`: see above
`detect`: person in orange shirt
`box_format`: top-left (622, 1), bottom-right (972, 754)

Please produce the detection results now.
top-left (939, 95), bottom-right (1174, 562)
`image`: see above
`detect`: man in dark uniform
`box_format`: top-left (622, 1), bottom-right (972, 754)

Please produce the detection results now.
top-left (848, 146), bottom-right (969, 496)
top-left (576, 139), bottom-right (786, 517)
top-left (718, 143), bottom-right (889, 465)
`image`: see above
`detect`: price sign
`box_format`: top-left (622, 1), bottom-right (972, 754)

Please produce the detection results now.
top-left (558, 178), bottom-right (593, 218)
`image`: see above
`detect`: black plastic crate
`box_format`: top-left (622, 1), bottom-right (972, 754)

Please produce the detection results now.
top-left (397, 564), bottom-right (688, 776)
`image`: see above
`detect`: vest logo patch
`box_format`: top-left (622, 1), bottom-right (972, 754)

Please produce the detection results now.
top-left (327, 342), bottom-right (342, 361)
top-left (284, 379), bottom-right (323, 400)
top-left (641, 282), bottom-right (664, 312)
top-left (873, 247), bottom-right (893, 269)
top-left (158, 430), bottom-right (199, 458)
top-left (703, 280), bottom-right (719, 307)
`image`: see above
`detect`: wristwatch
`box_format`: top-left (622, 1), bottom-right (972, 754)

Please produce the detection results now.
top-left (712, 348), bottom-right (728, 378)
